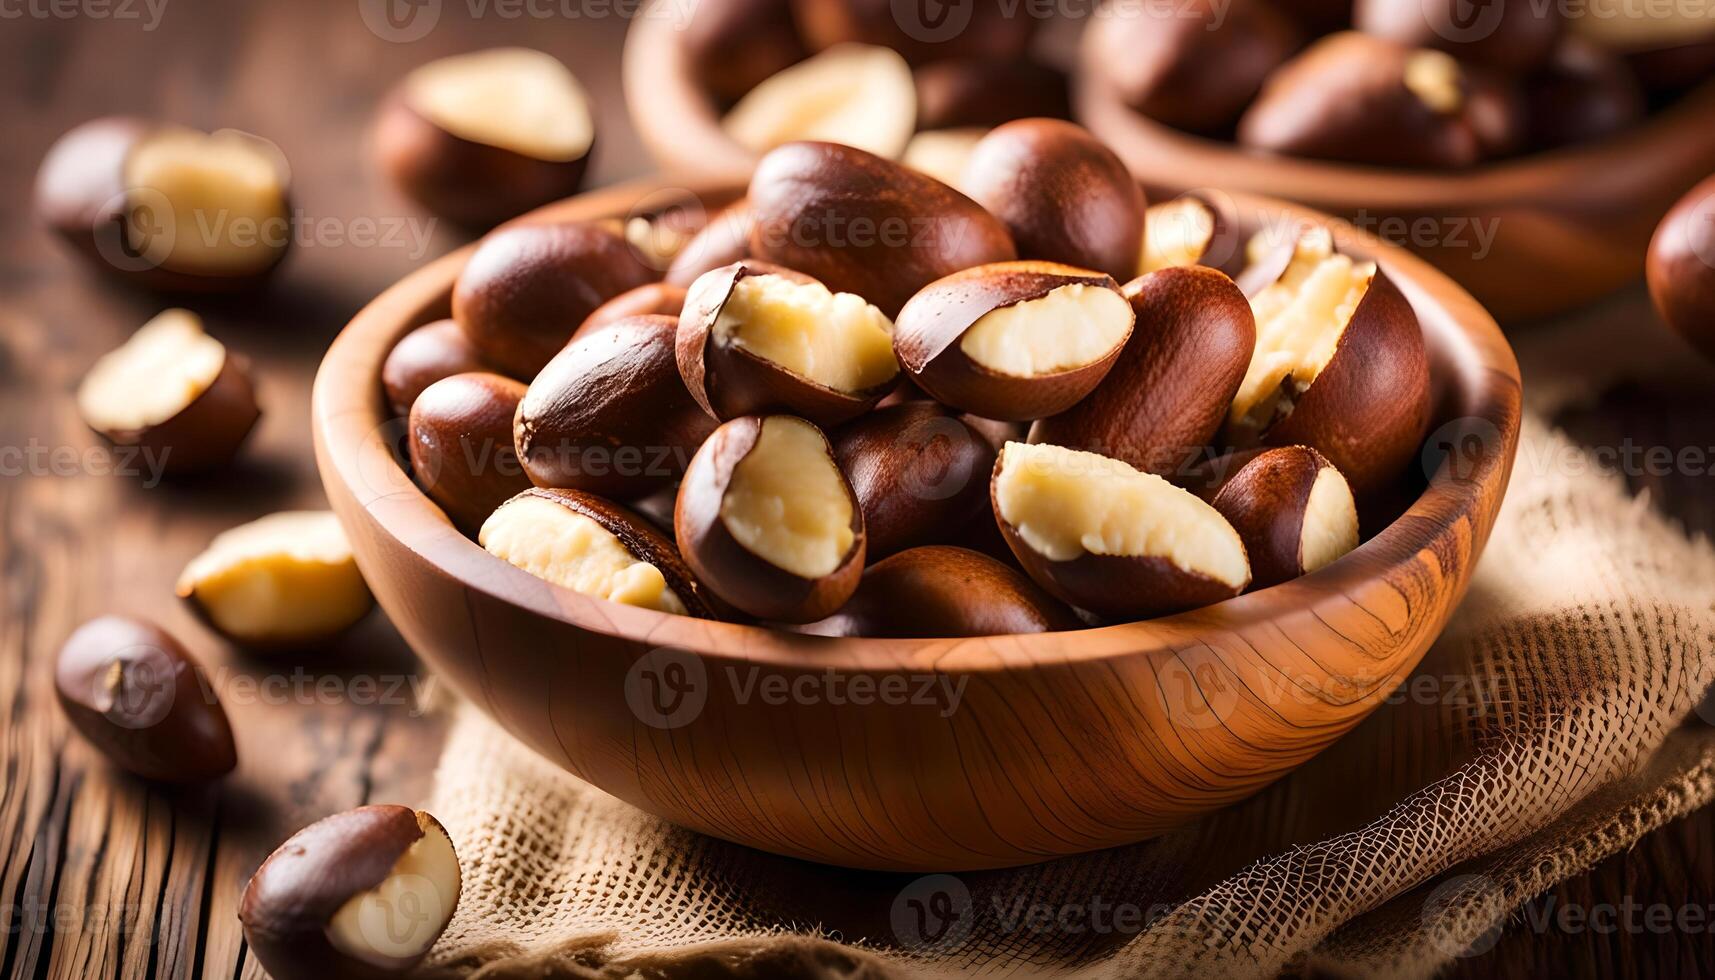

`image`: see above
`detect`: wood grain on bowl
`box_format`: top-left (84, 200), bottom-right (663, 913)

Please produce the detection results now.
top-left (1077, 55), bottom-right (1715, 322)
top-left (313, 178), bottom-right (1520, 871)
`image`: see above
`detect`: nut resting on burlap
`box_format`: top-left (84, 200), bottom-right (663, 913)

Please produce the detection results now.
top-left (418, 314), bottom-right (1715, 979)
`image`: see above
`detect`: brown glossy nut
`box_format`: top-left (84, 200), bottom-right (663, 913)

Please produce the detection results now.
top-left (176, 512), bottom-right (375, 647)
top-left (1210, 445), bottom-right (1359, 588)
top-left (76, 309), bottom-right (261, 476)
top-left (675, 415), bottom-right (864, 622)
top-left (1137, 192), bottom-right (1248, 278)
top-left (381, 319), bottom-right (494, 419)
top-left (831, 402), bottom-right (997, 559)
top-left (791, 0), bottom-right (1037, 65)
top-left (1521, 37), bottom-right (1645, 151)
top-left (516, 314), bottom-right (716, 499)
top-left (747, 141), bottom-right (1017, 316)
top-left (961, 119), bottom-right (1146, 282)
top-left (480, 487), bottom-right (719, 617)
top-left (1087, 0), bottom-right (1301, 133)
top-left (54, 616), bottom-right (236, 782)
top-left (1355, 0), bottom-right (1563, 73)
top-left (1647, 174), bottom-right (1715, 362)
top-left (680, 0), bottom-right (807, 104)
top-left (35, 117), bottom-right (291, 292)
top-left (678, 261), bottom-right (899, 426)
top-left (452, 220), bottom-right (657, 379)
top-left (893, 261), bottom-right (1133, 421)
top-left (1237, 32), bottom-right (1483, 169)
top-left (240, 806), bottom-right (460, 980)
top-left (799, 546), bottom-right (1079, 637)
top-left (722, 44), bottom-right (917, 159)
top-left (992, 441), bottom-right (1250, 619)
top-left (1031, 265), bottom-right (1255, 476)
top-left (571, 282), bottom-right (689, 344)
top-left (408, 372), bottom-right (532, 532)
top-left (1224, 227), bottom-right (1432, 496)
top-left (666, 200), bottom-right (757, 287)
top-left (375, 48), bottom-right (594, 229)
top-left (913, 58), bottom-right (1072, 130)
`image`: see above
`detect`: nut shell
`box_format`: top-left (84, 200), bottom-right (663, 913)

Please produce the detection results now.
top-left (892, 261), bottom-right (1132, 421)
top-left (675, 415), bottom-right (865, 622)
top-left (452, 221), bottom-right (657, 379)
top-left (831, 402), bottom-right (997, 559)
top-left (960, 119), bottom-right (1146, 282)
top-left (240, 806), bottom-right (459, 980)
top-left (677, 260), bottom-right (895, 426)
top-left (81, 341), bottom-right (262, 477)
top-left (503, 487), bottom-right (723, 619)
top-left (1087, 0), bottom-right (1300, 133)
top-left (1521, 37), bottom-right (1645, 151)
top-left (516, 314), bottom-right (716, 498)
top-left (1647, 174), bottom-right (1715, 362)
top-left (1210, 445), bottom-right (1356, 588)
top-left (375, 90), bottom-right (591, 229)
top-left (1239, 265), bottom-right (1432, 497)
top-left (409, 372), bottom-right (532, 532)
top-left (747, 141), bottom-right (1016, 315)
top-left (54, 616), bottom-right (236, 782)
top-left (799, 546), bottom-right (1078, 637)
top-left (1030, 265), bottom-right (1255, 476)
top-left (1237, 32), bottom-right (1484, 169)
top-left (381, 319), bottom-right (494, 418)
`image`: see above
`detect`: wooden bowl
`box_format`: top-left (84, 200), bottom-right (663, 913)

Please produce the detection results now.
top-left (623, 1), bottom-right (766, 181)
top-left (1078, 64), bottom-right (1715, 323)
top-left (313, 178), bottom-right (1521, 871)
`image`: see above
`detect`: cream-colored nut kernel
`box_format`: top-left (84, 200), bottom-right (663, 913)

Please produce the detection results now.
top-left (721, 416), bottom-right (855, 579)
top-left (722, 44), bottom-right (917, 158)
top-left (1301, 464), bottom-right (1359, 572)
top-left (325, 811), bottom-right (461, 967)
top-left (479, 495), bottom-right (687, 614)
top-left (958, 282), bottom-right (1133, 377)
top-left (900, 128), bottom-right (986, 191)
top-left (995, 442), bottom-right (1250, 587)
top-left (176, 511), bottom-right (373, 645)
top-left (77, 309), bottom-right (226, 433)
top-left (714, 273), bottom-right (899, 392)
top-left (1403, 49), bottom-right (1465, 114)
top-left (1572, 0), bottom-right (1715, 48)
top-left (123, 128), bottom-right (289, 275)
top-left (1140, 197), bottom-right (1216, 274)
top-left (404, 47), bottom-right (593, 161)
top-left (1230, 229), bottom-right (1374, 435)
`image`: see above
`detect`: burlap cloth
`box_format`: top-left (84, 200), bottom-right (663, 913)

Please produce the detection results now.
top-left (419, 296), bottom-right (1715, 979)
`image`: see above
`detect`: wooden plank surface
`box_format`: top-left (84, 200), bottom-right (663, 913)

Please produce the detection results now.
top-left (0, 1), bottom-right (1709, 976)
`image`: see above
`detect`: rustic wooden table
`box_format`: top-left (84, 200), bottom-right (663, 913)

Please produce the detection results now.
top-left (0, 2), bottom-right (1709, 977)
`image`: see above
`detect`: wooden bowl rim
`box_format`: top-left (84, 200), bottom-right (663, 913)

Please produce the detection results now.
top-left (312, 177), bottom-right (1521, 672)
top-left (1073, 42), bottom-right (1715, 209)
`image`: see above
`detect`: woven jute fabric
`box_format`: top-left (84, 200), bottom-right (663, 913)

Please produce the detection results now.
top-left (421, 308), bottom-right (1715, 978)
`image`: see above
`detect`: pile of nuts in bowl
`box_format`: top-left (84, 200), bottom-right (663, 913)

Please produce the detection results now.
top-left (392, 120), bottom-right (1434, 637)
top-left (1087, 0), bottom-right (1715, 168)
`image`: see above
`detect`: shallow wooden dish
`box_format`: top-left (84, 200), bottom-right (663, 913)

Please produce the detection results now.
top-left (1077, 62), bottom-right (1715, 323)
top-left (622, 1), bottom-right (768, 180)
top-left (313, 177), bottom-right (1521, 872)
